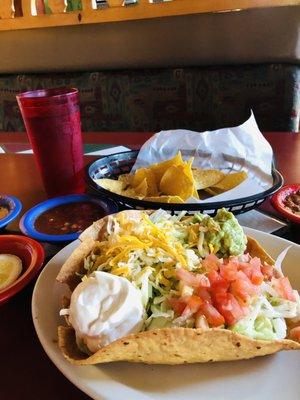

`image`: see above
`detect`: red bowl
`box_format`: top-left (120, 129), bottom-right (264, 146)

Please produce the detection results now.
top-left (0, 235), bottom-right (45, 305)
top-left (271, 184), bottom-right (300, 224)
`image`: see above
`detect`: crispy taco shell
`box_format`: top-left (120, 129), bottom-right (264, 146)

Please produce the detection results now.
top-left (56, 210), bottom-right (300, 365)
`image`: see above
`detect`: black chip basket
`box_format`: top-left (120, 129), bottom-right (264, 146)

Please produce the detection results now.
top-left (86, 150), bottom-right (283, 216)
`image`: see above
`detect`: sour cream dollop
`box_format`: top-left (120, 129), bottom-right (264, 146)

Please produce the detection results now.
top-left (67, 271), bottom-right (144, 353)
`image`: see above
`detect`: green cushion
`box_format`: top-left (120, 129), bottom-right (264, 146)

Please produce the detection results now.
top-left (1, 63), bottom-right (299, 132)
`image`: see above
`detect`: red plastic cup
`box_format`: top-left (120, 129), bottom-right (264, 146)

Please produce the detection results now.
top-left (17, 88), bottom-right (85, 198)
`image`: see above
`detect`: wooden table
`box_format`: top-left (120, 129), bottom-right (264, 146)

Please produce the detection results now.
top-left (0, 131), bottom-right (299, 400)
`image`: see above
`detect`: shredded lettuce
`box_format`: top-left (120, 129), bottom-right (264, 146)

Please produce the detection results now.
top-left (146, 316), bottom-right (173, 330)
top-left (134, 267), bottom-right (155, 307)
top-left (231, 289), bottom-right (300, 340)
top-left (274, 245), bottom-right (293, 277)
top-left (145, 302), bottom-right (174, 330)
top-left (231, 297), bottom-right (285, 340)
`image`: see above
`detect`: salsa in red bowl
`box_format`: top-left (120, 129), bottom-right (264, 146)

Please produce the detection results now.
top-left (271, 184), bottom-right (300, 224)
top-left (19, 194), bottom-right (118, 242)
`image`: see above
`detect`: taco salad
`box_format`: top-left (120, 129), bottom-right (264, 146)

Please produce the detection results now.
top-left (56, 209), bottom-right (300, 364)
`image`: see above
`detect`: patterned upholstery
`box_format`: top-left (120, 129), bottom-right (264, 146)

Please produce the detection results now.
top-left (0, 63), bottom-right (299, 132)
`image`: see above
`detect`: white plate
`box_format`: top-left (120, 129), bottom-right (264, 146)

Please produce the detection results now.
top-left (32, 228), bottom-right (300, 400)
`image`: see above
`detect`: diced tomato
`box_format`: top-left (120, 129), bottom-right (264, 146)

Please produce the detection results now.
top-left (194, 287), bottom-right (212, 303)
top-left (261, 263), bottom-right (274, 280)
top-left (176, 268), bottom-right (195, 286)
top-left (207, 270), bottom-right (220, 285)
top-left (209, 271), bottom-right (230, 294)
top-left (219, 260), bottom-right (238, 282)
top-left (249, 257), bottom-right (261, 269)
top-left (289, 326), bottom-right (300, 341)
top-left (238, 258), bottom-right (263, 285)
top-left (202, 254), bottom-right (220, 271)
top-left (238, 262), bottom-right (253, 281)
top-left (230, 272), bottom-right (259, 304)
top-left (181, 306), bottom-right (193, 318)
top-left (168, 295), bottom-right (203, 316)
top-left (249, 257), bottom-right (264, 285)
top-left (186, 295), bottom-right (203, 314)
top-left (197, 274), bottom-right (211, 288)
top-left (176, 268), bottom-right (210, 288)
top-left (197, 301), bottom-right (225, 327)
top-left (273, 277), bottom-right (296, 302)
top-left (213, 292), bottom-right (245, 325)
top-left (168, 297), bottom-right (186, 315)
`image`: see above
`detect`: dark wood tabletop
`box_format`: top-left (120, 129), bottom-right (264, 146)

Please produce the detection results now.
top-left (0, 130), bottom-right (299, 400)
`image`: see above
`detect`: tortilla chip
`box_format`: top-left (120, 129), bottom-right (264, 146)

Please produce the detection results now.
top-left (132, 168), bottom-right (158, 196)
top-left (159, 165), bottom-right (195, 201)
top-left (185, 158), bottom-right (199, 200)
top-left (144, 195), bottom-right (184, 204)
top-left (121, 188), bottom-right (144, 200)
top-left (245, 236), bottom-right (275, 265)
top-left (58, 323), bottom-right (299, 366)
top-left (56, 211), bottom-right (300, 365)
top-left (94, 178), bottom-right (124, 194)
top-left (192, 168), bottom-right (225, 190)
top-left (150, 152), bottom-right (184, 183)
top-left (133, 178), bottom-right (148, 197)
top-left (132, 168), bottom-right (151, 187)
top-left (207, 171), bottom-right (248, 194)
top-left (117, 173), bottom-right (132, 188)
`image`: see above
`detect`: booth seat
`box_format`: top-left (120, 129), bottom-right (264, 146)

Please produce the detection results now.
top-left (0, 63), bottom-right (299, 133)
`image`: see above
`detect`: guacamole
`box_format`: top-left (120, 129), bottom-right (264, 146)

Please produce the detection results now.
top-left (195, 208), bottom-right (247, 257)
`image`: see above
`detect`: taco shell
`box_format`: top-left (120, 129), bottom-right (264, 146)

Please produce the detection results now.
top-left (56, 211), bottom-right (300, 365)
